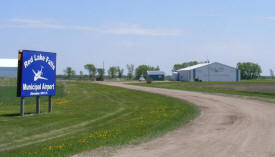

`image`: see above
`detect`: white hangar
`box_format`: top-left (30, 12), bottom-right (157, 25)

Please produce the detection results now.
top-left (0, 58), bottom-right (18, 77)
top-left (172, 62), bottom-right (241, 82)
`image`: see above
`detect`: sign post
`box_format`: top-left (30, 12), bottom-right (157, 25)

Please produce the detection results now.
top-left (20, 97), bottom-right (24, 116)
top-left (49, 96), bottom-right (52, 112)
top-left (36, 96), bottom-right (40, 114)
top-left (17, 50), bottom-right (56, 116)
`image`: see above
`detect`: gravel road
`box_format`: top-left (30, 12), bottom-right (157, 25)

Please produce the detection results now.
top-left (79, 82), bottom-right (275, 157)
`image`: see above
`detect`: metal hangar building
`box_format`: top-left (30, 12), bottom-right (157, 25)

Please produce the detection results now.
top-left (0, 58), bottom-right (18, 78)
top-left (172, 62), bottom-right (240, 82)
top-left (147, 71), bottom-right (165, 81)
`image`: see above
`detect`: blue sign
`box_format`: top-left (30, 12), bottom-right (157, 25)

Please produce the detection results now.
top-left (18, 50), bottom-right (56, 97)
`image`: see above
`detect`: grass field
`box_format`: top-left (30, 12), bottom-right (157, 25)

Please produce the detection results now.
top-left (130, 80), bottom-right (275, 99)
top-left (0, 79), bottom-right (199, 157)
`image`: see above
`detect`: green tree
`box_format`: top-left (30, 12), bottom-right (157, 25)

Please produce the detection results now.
top-left (117, 66), bottom-right (124, 79)
top-left (108, 66), bottom-right (118, 78)
top-left (237, 62), bottom-right (262, 80)
top-left (97, 68), bottom-right (105, 81)
top-left (64, 67), bottom-right (75, 80)
top-left (172, 61), bottom-right (199, 71)
top-left (270, 69), bottom-right (274, 79)
top-left (156, 66), bottom-right (160, 70)
top-left (84, 64), bottom-right (96, 80)
top-left (126, 64), bottom-right (135, 80)
top-left (135, 65), bottom-right (160, 79)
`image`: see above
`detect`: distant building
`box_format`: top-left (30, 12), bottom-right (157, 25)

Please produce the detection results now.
top-left (0, 59), bottom-right (18, 77)
top-left (147, 71), bottom-right (165, 81)
top-left (172, 62), bottom-right (240, 82)
top-left (171, 72), bottom-right (179, 81)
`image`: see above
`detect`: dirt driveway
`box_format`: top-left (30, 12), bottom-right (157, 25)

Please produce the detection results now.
top-left (80, 82), bottom-right (275, 157)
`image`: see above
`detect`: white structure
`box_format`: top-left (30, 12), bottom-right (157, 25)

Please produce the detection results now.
top-left (0, 58), bottom-right (18, 77)
top-left (171, 72), bottom-right (179, 81)
top-left (173, 62), bottom-right (240, 82)
top-left (139, 75), bottom-right (145, 81)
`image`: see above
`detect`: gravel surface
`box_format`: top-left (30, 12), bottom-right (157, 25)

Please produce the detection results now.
top-left (77, 82), bottom-right (275, 157)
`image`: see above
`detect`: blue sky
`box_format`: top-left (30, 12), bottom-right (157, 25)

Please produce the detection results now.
top-left (0, 0), bottom-right (275, 75)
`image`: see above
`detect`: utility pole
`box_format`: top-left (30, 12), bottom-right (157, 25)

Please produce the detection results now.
top-left (207, 59), bottom-right (210, 82)
top-left (103, 61), bottom-right (105, 76)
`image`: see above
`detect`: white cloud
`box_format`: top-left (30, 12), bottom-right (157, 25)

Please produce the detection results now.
top-left (120, 41), bottom-right (135, 47)
top-left (10, 18), bottom-right (65, 29)
top-left (7, 18), bottom-right (182, 36)
top-left (10, 18), bottom-right (98, 31)
top-left (104, 24), bottom-right (182, 36)
top-left (264, 16), bottom-right (275, 21)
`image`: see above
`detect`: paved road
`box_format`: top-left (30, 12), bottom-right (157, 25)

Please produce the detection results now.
top-left (83, 82), bottom-right (275, 157)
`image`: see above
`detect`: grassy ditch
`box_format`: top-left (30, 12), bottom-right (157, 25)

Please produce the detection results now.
top-left (0, 80), bottom-right (199, 157)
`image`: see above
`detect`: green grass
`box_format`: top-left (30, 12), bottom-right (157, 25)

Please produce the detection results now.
top-left (129, 80), bottom-right (275, 99)
top-left (0, 80), bottom-right (199, 157)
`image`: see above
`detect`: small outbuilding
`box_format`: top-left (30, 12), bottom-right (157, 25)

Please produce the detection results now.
top-left (172, 62), bottom-right (240, 82)
top-left (147, 71), bottom-right (165, 81)
top-left (0, 58), bottom-right (18, 78)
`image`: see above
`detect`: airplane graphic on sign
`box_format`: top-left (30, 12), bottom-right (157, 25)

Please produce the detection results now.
top-left (32, 66), bottom-right (48, 81)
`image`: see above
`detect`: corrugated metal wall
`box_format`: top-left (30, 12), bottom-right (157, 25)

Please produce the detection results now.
top-left (177, 63), bottom-right (240, 82)
top-left (0, 67), bottom-right (17, 77)
top-left (148, 75), bottom-right (165, 81)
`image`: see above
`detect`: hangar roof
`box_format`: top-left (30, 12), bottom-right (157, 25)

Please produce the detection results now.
top-left (177, 63), bottom-right (211, 71)
top-left (0, 59), bottom-right (18, 68)
top-left (147, 71), bottom-right (165, 75)
top-left (177, 62), bottom-right (238, 72)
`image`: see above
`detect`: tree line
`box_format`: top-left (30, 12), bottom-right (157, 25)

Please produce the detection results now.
top-left (64, 61), bottom-right (271, 81)
top-left (63, 64), bottom-right (160, 80)
top-left (237, 62), bottom-right (262, 80)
